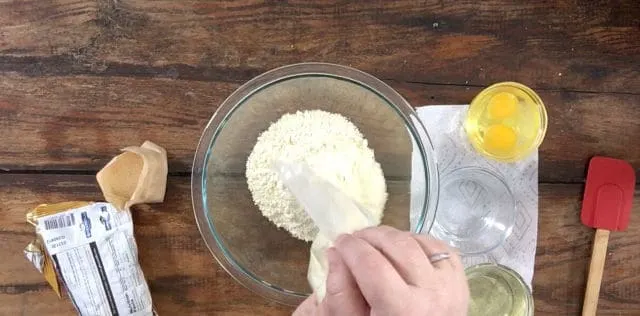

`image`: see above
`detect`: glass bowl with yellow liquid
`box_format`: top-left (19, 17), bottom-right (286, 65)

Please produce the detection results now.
top-left (466, 264), bottom-right (534, 316)
top-left (465, 82), bottom-right (547, 162)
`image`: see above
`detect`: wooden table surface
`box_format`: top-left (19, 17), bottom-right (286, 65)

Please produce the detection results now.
top-left (1, 1), bottom-right (639, 315)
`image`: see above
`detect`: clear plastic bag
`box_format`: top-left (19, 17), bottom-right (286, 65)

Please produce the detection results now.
top-left (274, 161), bottom-right (378, 239)
top-left (275, 161), bottom-right (379, 301)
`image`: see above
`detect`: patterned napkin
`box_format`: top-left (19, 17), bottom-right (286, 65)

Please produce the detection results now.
top-left (411, 105), bottom-right (538, 286)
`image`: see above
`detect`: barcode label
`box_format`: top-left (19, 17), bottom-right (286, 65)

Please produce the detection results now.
top-left (43, 213), bottom-right (76, 230)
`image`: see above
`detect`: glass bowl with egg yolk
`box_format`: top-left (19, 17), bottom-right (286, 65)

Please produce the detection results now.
top-left (464, 82), bottom-right (547, 162)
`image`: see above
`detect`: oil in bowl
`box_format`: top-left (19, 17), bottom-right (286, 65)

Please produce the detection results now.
top-left (466, 264), bottom-right (534, 316)
top-left (465, 82), bottom-right (547, 162)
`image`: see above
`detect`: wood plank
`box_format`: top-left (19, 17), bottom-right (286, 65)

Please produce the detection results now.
top-left (1, 175), bottom-right (639, 314)
top-left (0, 74), bottom-right (237, 173)
top-left (534, 184), bottom-right (640, 315)
top-left (1, 74), bottom-right (639, 182)
top-left (1, 1), bottom-right (639, 93)
top-left (0, 0), bottom-right (98, 56)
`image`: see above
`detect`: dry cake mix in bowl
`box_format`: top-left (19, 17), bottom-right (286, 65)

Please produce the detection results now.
top-left (191, 63), bottom-right (439, 305)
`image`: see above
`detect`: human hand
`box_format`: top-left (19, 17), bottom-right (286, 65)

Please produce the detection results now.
top-left (293, 225), bottom-right (469, 316)
top-left (293, 245), bottom-right (369, 316)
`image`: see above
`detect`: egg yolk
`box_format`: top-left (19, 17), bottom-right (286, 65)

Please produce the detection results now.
top-left (484, 124), bottom-right (517, 151)
top-left (488, 92), bottom-right (518, 119)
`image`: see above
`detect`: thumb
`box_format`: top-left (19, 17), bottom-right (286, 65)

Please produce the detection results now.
top-left (323, 247), bottom-right (369, 316)
top-left (293, 294), bottom-right (318, 316)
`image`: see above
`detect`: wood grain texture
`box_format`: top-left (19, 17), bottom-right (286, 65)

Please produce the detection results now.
top-left (0, 0), bottom-right (99, 56)
top-left (0, 176), bottom-right (639, 314)
top-left (534, 184), bottom-right (640, 315)
top-left (1, 74), bottom-right (639, 182)
top-left (1, 1), bottom-right (639, 93)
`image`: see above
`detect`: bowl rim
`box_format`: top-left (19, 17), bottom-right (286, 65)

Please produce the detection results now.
top-left (191, 62), bottom-right (439, 305)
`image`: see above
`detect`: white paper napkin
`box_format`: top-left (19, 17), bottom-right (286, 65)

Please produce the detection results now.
top-left (411, 105), bottom-right (538, 286)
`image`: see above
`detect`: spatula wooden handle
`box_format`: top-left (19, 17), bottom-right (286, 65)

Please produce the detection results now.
top-left (582, 228), bottom-right (610, 316)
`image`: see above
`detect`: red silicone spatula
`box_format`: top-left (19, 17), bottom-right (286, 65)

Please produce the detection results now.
top-left (581, 156), bottom-right (635, 316)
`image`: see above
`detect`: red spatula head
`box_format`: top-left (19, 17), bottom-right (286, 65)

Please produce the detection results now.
top-left (581, 157), bottom-right (636, 231)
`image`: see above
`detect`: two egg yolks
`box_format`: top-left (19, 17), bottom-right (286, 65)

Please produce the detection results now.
top-left (484, 92), bottom-right (519, 151)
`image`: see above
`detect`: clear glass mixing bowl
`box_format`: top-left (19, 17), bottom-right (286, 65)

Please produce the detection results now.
top-left (192, 63), bottom-right (439, 305)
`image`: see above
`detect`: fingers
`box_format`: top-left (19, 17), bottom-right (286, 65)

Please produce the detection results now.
top-left (334, 234), bottom-right (407, 310)
top-left (413, 234), bottom-right (462, 270)
top-left (354, 226), bottom-right (432, 284)
top-left (293, 294), bottom-right (317, 316)
top-left (323, 248), bottom-right (369, 316)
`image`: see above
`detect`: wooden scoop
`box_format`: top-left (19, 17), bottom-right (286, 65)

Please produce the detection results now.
top-left (580, 157), bottom-right (635, 316)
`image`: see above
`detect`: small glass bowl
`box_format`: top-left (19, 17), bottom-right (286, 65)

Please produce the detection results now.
top-left (465, 264), bottom-right (534, 316)
top-left (430, 167), bottom-right (515, 255)
top-left (464, 82), bottom-right (547, 162)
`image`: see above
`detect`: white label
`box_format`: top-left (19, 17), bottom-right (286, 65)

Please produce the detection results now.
top-left (38, 203), bottom-right (153, 316)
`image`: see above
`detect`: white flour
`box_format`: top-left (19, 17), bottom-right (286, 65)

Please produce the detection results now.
top-left (246, 110), bottom-right (387, 241)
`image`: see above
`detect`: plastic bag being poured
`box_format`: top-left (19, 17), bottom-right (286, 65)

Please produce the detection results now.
top-left (274, 161), bottom-right (380, 302)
